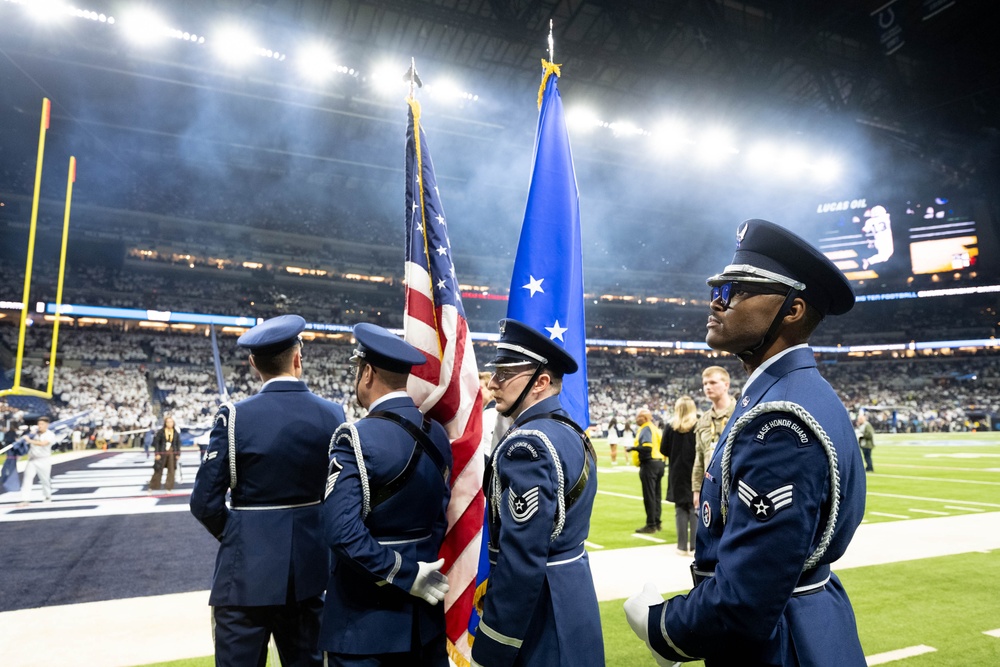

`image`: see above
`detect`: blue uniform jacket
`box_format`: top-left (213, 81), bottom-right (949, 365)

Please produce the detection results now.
top-left (319, 395), bottom-right (452, 655)
top-left (647, 347), bottom-right (867, 666)
top-left (189, 380), bottom-right (346, 607)
top-left (472, 395), bottom-right (604, 667)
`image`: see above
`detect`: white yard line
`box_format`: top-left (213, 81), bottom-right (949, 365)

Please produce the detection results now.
top-left (878, 463), bottom-right (1000, 472)
top-left (585, 541), bottom-right (604, 550)
top-left (944, 505), bottom-right (984, 512)
top-left (866, 644), bottom-right (937, 665)
top-left (869, 474), bottom-right (1000, 486)
top-left (631, 533), bottom-right (667, 543)
top-left (870, 511), bottom-right (910, 519)
top-left (908, 508), bottom-right (949, 516)
top-left (983, 629), bottom-right (1000, 638)
top-left (868, 492), bottom-right (1000, 508)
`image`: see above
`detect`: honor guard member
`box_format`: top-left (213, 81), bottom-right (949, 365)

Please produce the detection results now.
top-left (625, 220), bottom-right (867, 666)
top-left (190, 314), bottom-right (346, 667)
top-left (319, 323), bottom-right (453, 667)
top-left (472, 319), bottom-right (603, 667)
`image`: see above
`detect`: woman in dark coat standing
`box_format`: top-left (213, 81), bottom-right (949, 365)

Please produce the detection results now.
top-left (149, 415), bottom-right (179, 492)
top-left (662, 396), bottom-right (698, 555)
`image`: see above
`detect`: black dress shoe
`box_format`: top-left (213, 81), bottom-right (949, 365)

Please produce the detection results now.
top-left (636, 525), bottom-right (657, 534)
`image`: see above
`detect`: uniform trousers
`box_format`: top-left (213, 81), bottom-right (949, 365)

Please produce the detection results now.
top-left (21, 457), bottom-right (53, 502)
top-left (325, 631), bottom-right (448, 667)
top-left (639, 459), bottom-right (665, 528)
top-left (213, 595), bottom-right (324, 667)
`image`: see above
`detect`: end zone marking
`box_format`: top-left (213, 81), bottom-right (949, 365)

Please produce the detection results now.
top-left (865, 644), bottom-right (936, 665)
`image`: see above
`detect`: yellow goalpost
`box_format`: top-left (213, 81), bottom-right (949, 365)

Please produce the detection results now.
top-left (0, 98), bottom-right (76, 400)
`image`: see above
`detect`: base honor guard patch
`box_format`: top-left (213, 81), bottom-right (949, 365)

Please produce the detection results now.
top-left (509, 486), bottom-right (540, 523)
top-left (737, 479), bottom-right (793, 522)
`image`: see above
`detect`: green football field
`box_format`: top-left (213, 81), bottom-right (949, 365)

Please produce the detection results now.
top-left (139, 432), bottom-right (1000, 667)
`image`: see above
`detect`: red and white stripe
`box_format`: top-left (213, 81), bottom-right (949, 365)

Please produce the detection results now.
top-left (404, 260), bottom-right (485, 665)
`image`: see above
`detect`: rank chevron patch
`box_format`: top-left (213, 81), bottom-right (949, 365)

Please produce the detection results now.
top-left (737, 479), bottom-right (793, 522)
top-left (508, 486), bottom-right (540, 523)
top-left (325, 457), bottom-right (344, 500)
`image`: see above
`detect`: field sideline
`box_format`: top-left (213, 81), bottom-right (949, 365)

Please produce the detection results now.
top-left (2, 433), bottom-right (998, 666)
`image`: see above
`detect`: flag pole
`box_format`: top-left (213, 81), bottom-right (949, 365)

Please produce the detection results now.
top-left (548, 19), bottom-right (554, 63)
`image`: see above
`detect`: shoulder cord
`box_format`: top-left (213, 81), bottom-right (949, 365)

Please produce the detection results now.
top-left (215, 401), bottom-right (237, 490)
top-left (719, 400), bottom-right (841, 570)
top-left (329, 422), bottom-right (372, 520)
top-left (492, 427), bottom-right (566, 541)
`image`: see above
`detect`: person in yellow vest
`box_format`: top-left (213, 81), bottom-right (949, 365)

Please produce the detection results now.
top-left (626, 408), bottom-right (665, 534)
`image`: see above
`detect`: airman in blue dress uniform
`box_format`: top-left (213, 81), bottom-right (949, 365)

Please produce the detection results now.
top-left (319, 322), bottom-right (453, 666)
top-left (625, 220), bottom-right (867, 666)
top-left (471, 319), bottom-right (604, 667)
top-left (190, 314), bottom-right (346, 667)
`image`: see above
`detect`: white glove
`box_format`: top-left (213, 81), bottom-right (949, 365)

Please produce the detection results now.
top-left (409, 558), bottom-right (450, 605)
top-left (624, 582), bottom-right (678, 667)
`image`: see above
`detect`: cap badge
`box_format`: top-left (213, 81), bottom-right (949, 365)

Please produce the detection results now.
top-left (736, 222), bottom-right (749, 248)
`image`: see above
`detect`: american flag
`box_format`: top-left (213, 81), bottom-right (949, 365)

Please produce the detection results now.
top-left (403, 97), bottom-right (485, 666)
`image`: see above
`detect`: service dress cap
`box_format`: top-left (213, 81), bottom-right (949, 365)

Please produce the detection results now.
top-left (707, 219), bottom-right (855, 316)
top-left (488, 318), bottom-right (579, 376)
top-left (351, 322), bottom-right (426, 373)
top-left (238, 314), bottom-right (306, 355)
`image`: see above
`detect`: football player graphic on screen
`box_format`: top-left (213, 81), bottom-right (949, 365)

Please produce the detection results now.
top-left (860, 204), bottom-right (894, 270)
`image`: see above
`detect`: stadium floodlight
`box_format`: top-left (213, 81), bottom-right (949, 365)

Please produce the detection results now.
top-left (609, 120), bottom-right (644, 138)
top-left (745, 142), bottom-right (776, 172)
top-left (813, 156), bottom-right (842, 183)
top-left (370, 63), bottom-right (406, 96)
top-left (426, 78), bottom-right (465, 104)
top-left (776, 145), bottom-right (809, 178)
top-left (565, 107), bottom-right (601, 133)
top-left (649, 120), bottom-right (689, 156)
top-left (296, 43), bottom-right (335, 82)
top-left (25, 0), bottom-right (68, 22)
top-left (211, 26), bottom-right (258, 65)
top-left (118, 8), bottom-right (168, 45)
top-left (696, 127), bottom-right (738, 165)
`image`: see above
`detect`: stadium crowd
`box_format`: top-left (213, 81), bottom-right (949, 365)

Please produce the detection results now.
top-left (3, 324), bottom-right (997, 445)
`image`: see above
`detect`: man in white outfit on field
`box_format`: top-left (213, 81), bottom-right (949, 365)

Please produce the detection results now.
top-left (18, 416), bottom-right (56, 506)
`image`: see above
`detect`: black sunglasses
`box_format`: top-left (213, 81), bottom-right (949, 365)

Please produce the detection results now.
top-left (710, 281), bottom-right (790, 309)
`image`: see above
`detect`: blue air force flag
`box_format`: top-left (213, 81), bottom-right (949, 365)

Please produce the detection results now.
top-left (506, 62), bottom-right (589, 428)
